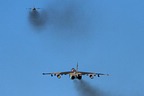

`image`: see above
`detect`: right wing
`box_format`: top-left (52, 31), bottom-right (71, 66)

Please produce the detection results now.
top-left (42, 71), bottom-right (72, 76)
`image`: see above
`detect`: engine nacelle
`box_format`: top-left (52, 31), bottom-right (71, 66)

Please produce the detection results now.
top-left (57, 74), bottom-right (61, 79)
top-left (77, 74), bottom-right (82, 80)
top-left (51, 74), bottom-right (53, 77)
top-left (89, 74), bottom-right (94, 79)
top-left (70, 75), bottom-right (75, 80)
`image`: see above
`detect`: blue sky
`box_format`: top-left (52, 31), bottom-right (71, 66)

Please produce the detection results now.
top-left (0, 0), bottom-right (144, 96)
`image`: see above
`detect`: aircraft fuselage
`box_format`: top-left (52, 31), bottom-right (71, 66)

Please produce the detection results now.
top-left (69, 68), bottom-right (82, 80)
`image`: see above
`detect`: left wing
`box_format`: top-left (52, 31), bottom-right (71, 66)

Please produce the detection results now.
top-left (77, 71), bottom-right (109, 77)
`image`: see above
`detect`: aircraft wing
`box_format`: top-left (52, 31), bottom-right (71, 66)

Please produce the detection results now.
top-left (42, 71), bottom-right (72, 76)
top-left (77, 71), bottom-right (109, 77)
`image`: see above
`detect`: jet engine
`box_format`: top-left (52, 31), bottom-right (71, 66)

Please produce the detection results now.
top-left (57, 74), bottom-right (61, 79)
top-left (77, 74), bottom-right (82, 80)
top-left (70, 75), bottom-right (75, 80)
top-left (89, 74), bottom-right (94, 79)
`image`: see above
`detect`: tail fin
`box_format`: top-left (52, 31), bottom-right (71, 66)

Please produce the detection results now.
top-left (76, 62), bottom-right (78, 71)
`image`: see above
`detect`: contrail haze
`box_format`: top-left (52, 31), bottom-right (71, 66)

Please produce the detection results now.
top-left (44, 1), bottom-right (97, 38)
top-left (74, 80), bottom-right (105, 96)
top-left (28, 9), bottom-right (48, 29)
top-left (28, 0), bottom-right (99, 39)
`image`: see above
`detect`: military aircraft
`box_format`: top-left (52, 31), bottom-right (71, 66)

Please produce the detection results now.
top-left (28, 7), bottom-right (41, 18)
top-left (28, 7), bottom-right (41, 11)
top-left (42, 63), bottom-right (109, 80)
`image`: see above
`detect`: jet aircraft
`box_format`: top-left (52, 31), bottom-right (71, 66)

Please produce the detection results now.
top-left (28, 7), bottom-right (41, 18)
top-left (28, 7), bottom-right (41, 12)
top-left (42, 64), bottom-right (109, 80)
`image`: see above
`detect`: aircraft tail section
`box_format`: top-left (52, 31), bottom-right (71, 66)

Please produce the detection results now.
top-left (76, 62), bottom-right (78, 71)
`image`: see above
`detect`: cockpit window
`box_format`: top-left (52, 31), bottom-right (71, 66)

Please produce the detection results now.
top-left (71, 68), bottom-right (76, 72)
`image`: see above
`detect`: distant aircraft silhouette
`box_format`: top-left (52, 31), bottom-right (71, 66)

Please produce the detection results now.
top-left (43, 63), bottom-right (109, 80)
